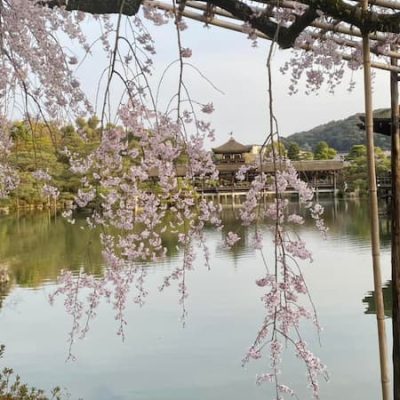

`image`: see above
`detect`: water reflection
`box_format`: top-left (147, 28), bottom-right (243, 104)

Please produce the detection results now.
top-left (216, 197), bottom-right (391, 246)
top-left (0, 198), bottom-right (393, 400)
top-left (0, 212), bottom-right (104, 289)
top-left (0, 199), bottom-right (392, 292)
top-left (0, 199), bottom-right (393, 319)
top-left (0, 279), bottom-right (12, 311)
top-left (363, 280), bottom-right (393, 318)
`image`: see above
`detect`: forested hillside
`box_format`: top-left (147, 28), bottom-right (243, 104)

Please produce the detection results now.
top-left (286, 110), bottom-right (392, 152)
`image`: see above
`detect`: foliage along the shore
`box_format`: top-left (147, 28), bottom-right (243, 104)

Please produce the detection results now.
top-left (344, 144), bottom-right (391, 193)
top-left (0, 345), bottom-right (65, 400)
top-left (3, 117), bottom-right (385, 211)
top-left (2, 118), bottom-right (101, 208)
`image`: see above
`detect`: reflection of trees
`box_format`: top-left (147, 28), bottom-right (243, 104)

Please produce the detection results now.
top-left (0, 264), bottom-right (13, 310)
top-left (213, 198), bottom-right (392, 248)
top-left (219, 207), bottom-right (248, 248)
top-left (363, 281), bottom-right (392, 318)
top-left (201, 198), bottom-right (392, 260)
top-left (289, 198), bottom-right (391, 247)
top-left (217, 207), bottom-right (251, 263)
top-left (161, 208), bottom-right (250, 259)
top-left (0, 280), bottom-right (13, 311)
top-left (0, 199), bottom-right (391, 302)
top-left (331, 199), bottom-right (391, 246)
top-left (158, 213), bottom-right (180, 258)
top-left (0, 212), bottom-right (103, 289)
top-left (201, 206), bottom-right (255, 262)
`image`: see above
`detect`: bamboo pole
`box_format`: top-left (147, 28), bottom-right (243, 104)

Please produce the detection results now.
top-left (390, 51), bottom-right (400, 400)
top-left (362, 0), bottom-right (391, 396)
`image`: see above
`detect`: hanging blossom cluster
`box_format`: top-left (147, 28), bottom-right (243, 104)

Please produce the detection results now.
top-left (51, 98), bottom-right (222, 341)
top-left (281, 32), bottom-right (349, 94)
top-left (236, 4), bottom-right (357, 93)
top-left (0, 0), bottom-right (122, 204)
top-left (0, 0), bottom-right (93, 119)
top-left (234, 2), bottom-right (400, 94)
top-left (272, 2), bottom-right (307, 26)
top-left (0, 1), bottom-right (332, 396)
top-left (38, 0), bottom-right (222, 341)
top-left (238, 160), bottom-right (328, 399)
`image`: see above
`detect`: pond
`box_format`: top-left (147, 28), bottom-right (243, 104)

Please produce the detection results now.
top-left (0, 198), bottom-right (393, 400)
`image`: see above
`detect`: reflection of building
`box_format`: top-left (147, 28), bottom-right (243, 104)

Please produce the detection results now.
top-left (363, 280), bottom-right (392, 318)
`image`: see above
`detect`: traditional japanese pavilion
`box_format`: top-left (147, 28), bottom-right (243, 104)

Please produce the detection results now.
top-left (358, 114), bottom-right (394, 199)
top-left (212, 137), bottom-right (253, 163)
top-left (359, 114), bottom-right (395, 136)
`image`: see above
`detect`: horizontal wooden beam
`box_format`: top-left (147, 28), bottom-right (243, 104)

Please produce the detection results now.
top-left (185, 0), bottom-right (399, 56)
top-left (145, 0), bottom-right (400, 72)
top-left (349, 0), bottom-right (400, 11)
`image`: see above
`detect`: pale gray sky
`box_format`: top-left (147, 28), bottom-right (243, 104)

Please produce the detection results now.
top-left (77, 12), bottom-right (391, 147)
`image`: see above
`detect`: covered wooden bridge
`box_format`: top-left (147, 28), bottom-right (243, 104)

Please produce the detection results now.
top-left (205, 159), bottom-right (344, 196)
top-left (148, 137), bottom-right (345, 196)
top-left (205, 137), bottom-right (345, 196)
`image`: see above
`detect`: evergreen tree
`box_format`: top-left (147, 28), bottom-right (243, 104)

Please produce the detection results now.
top-left (314, 141), bottom-right (337, 160)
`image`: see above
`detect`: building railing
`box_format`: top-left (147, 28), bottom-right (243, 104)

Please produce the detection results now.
top-left (377, 174), bottom-right (392, 188)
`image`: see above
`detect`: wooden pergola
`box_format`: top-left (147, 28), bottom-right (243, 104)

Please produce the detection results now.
top-left (45, 0), bottom-right (400, 398)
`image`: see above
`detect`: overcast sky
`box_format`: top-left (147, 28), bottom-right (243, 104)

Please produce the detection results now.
top-left (77, 12), bottom-right (391, 147)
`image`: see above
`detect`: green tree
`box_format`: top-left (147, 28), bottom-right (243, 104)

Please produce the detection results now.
top-left (299, 150), bottom-right (314, 160)
top-left (314, 141), bottom-right (337, 160)
top-left (1, 118), bottom-right (105, 207)
top-left (287, 142), bottom-right (300, 160)
top-left (345, 145), bottom-right (390, 193)
top-left (264, 141), bottom-right (287, 159)
top-left (346, 144), bottom-right (367, 160)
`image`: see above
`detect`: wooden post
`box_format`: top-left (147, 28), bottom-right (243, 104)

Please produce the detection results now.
top-left (390, 53), bottom-right (400, 400)
top-left (362, 14), bottom-right (391, 399)
top-left (333, 171), bottom-right (337, 197)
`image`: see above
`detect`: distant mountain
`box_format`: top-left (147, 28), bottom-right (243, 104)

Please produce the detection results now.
top-left (285, 110), bottom-right (391, 153)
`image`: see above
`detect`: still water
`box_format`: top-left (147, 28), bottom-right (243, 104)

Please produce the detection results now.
top-left (0, 199), bottom-right (393, 400)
